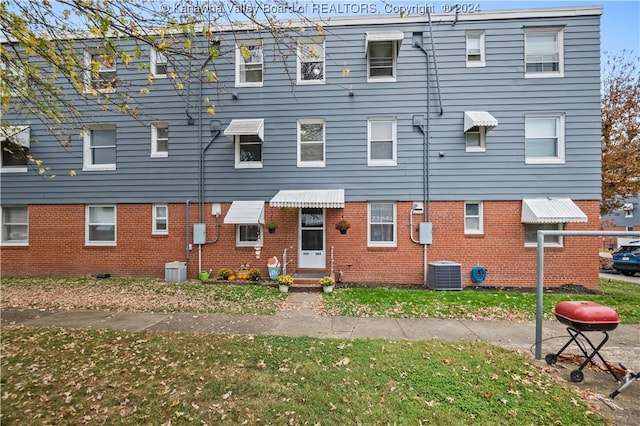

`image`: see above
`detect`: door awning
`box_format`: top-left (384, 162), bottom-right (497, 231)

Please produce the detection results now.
top-left (0, 126), bottom-right (30, 148)
top-left (521, 198), bottom-right (588, 224)
top-left (365, 31), bottom-right (404, 55)
top-left (464, 111), bottom-right (498, 133)
top-left (270, 189), bottom-right (345, 208)
top-left (224, 200), bottom-right (265, 224)
top-left (224, 119), bottom-right (264, 141)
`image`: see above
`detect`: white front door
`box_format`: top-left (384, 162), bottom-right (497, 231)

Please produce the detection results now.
top-left (299, 208), bottom-right (325, 269)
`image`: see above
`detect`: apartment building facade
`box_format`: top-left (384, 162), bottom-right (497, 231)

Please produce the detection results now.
top-left (1, 6), bottom-right (603, 288)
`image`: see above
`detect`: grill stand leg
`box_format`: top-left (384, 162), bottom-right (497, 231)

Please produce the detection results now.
top-left (546, 327), bottom-right (620, 383)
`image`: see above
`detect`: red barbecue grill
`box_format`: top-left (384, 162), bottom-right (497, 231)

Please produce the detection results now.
top-left (545, 301), bottom-right (621, 383)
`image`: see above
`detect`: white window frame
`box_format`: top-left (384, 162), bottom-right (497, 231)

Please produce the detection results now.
top-left (151, 122), bottom-right (169, 158)
top-left (234, 134), bottom-right (263, 169)
top-left (235, 41), bottom-right (263, 87)
top-left (367, 40), bottom-right (398, 82)
top-left (237, 224), bottom-right (263, 247)
top-left (1, 206), bottom-right (28, 246)
top-left (524, 223), bottom-right (563, 247)
top-left (625, 210), bottom-right (633, 219)
top-left (465, 128), bottom-right (486, 152)
top-left (368, 118), bottom-right (397, 166)
top-left (297, 38), bottom-right (325, 85)
top-left (83, 125), bottom-right (117, 171)
top-left (524, 113), bottom-right (565, 164)
top-left (153, 204), bottom-right (169, 235)
top-left (86, 205), bottom-right (117, 246)
top-left (466, 31), bottom-right (485, 67)
top-left (1, 127), bottom-right (29, 173)
top-left (84, 48), bottom-right (117, 93)
top-left (464, 126), bottom-right (487, 152)
top-left (150, 47), bottom-right (168, 78)
top-left (524, 28), bottom-right (564, 78)
top-left (464, 201), bottom-right (484, 234)
top-left (297, 119), bottom-right (326, 168)
top-left (368, 202), bottom-right (397, 247)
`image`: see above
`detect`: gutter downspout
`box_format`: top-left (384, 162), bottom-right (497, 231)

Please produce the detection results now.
top-left (413, 11), bottom-right (444, 288)
top-left (413, 40), bottom-right (431, 288)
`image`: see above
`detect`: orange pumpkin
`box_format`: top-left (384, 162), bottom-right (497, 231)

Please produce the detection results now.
top-left (228, 275), bottom-right (236, 281)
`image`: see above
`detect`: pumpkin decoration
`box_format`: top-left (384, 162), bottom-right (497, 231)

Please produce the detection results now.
top-left (228, 275), bottom-right (236, 281)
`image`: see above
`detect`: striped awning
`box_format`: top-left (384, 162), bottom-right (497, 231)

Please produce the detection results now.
top-left (521, 198), bottom-right (587, 224)
top-left (365, 31), bottom-right (404, 55)
top-left (270, 189), bottom-right (345, 208)
top-left (464, 111), bottom-right (498, 133)
top-left (224, 119), bottom-right (264, 141)
top-left (0, 126), bottom-right (30, 148)
top-left (224, 201), bottom-right (265, 224)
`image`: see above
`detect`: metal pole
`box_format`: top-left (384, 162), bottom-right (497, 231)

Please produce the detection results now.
top-left (535, 230), bottom-right (545, 360)
top-left (535, 230), bottom-right (640, 360)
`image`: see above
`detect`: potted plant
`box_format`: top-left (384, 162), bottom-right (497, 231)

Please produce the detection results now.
top-left (319, 276), bottom-right (335, 293)
top-left (276, 274), bottom-right (293, 292)
top-left (335, 220), bottom-right (351, 234)
top-left (265, 221), bottom-right (278, 234)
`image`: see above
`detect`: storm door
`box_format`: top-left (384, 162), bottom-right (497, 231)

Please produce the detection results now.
top-left (299, 208), bottom-right (325, 268)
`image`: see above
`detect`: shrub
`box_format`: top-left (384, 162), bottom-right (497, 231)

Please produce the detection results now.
top-left (217, 268), bottom-right (233, 280)
top-left (248, 268), bottom-right (262, 281)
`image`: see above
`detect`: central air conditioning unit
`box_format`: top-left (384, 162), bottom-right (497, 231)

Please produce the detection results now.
top-left (428, 261), bottom-right (462, 291)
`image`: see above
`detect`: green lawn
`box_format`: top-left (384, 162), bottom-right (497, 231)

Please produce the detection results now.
top-left (323, 279), bottom-right (640, 324)
top-left (1, 328), bottom-right (608, 425)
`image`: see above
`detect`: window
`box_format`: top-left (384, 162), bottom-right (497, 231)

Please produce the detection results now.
top-left (525, 223), bottom-right (563, 246)
top-left (238, 225), bottom-right (262, 247)
top-left (464, 202), bottom-right (483, 234)
top-left (86, 205), bottom-right (116, 245)
top-left (368, 41), bottom-right (397, 81)
top-left (298, 119), bottom-right (325, 167)
top-left (525, 114), bottom-right (565, 164)
top-left (297, 38), bottom-right (325, 84)
top-left (1, 206), bottom-right (28, 245)
top-left (150, 47), bottom-right (168, 77)
top-left (236, 41), bottom-right (263, 87)
top-left (153, 204), bottom-right (168, 234)
top-left (151, 123), bottom-right (169, 157)
top-left (465, 128), bottom-right (485, 152)
top-left (525, 28), bottom-right (563, 77)
top-left (625, 210), bottom-right (634, 218)
top-left (365, 31), bottom-right (402, 82)
top-left (84, 48), bottom-right (117, 92)
top-left (83, 125), bottom-right (116, 171)
top-left (1, 126), bottom-right (29, 172)
top-left (235, 134), bottom-right (263, 168)
top-left (1, 59), bottom-right (25, 97)
top-left (369, 202), bottom-right (396, 246)
top-left (466, 31), bottom-right (485, 67)
top-left (368, 119), bottom-right (396, 166)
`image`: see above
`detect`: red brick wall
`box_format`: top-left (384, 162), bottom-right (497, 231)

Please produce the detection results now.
top-left (1, 200), bottom-right (601, 289)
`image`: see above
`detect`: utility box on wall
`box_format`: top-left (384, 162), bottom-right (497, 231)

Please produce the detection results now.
top-left (419, 222), bottom-right (432, 245)
top-left (193, 223), bottom-right (206, 244)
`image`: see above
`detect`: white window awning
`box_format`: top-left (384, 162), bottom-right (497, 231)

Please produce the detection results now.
top-left (464, 111), bottom-right (498, 133)
top-left (224, 200), bottom-right (265, 224)
top-left (365, 31), bottom-right (404, 55)
top-left (622, 203), bottom-right (634, 211)
top-left (224, 119), bottom-right (264, 141)
top-left (270, 189), bottom-right (345, 208)
top-left (0, 126), bottom-right (30, 148)
top-left (521, 198), bottom-right (588, 224)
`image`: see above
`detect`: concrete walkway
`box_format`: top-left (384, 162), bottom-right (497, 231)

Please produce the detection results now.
top-left (2, 292), bottom-right (639, 370)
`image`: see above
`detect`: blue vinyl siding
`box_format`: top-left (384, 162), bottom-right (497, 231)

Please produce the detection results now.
top-left (0, 7), bottom-right (602, 205)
